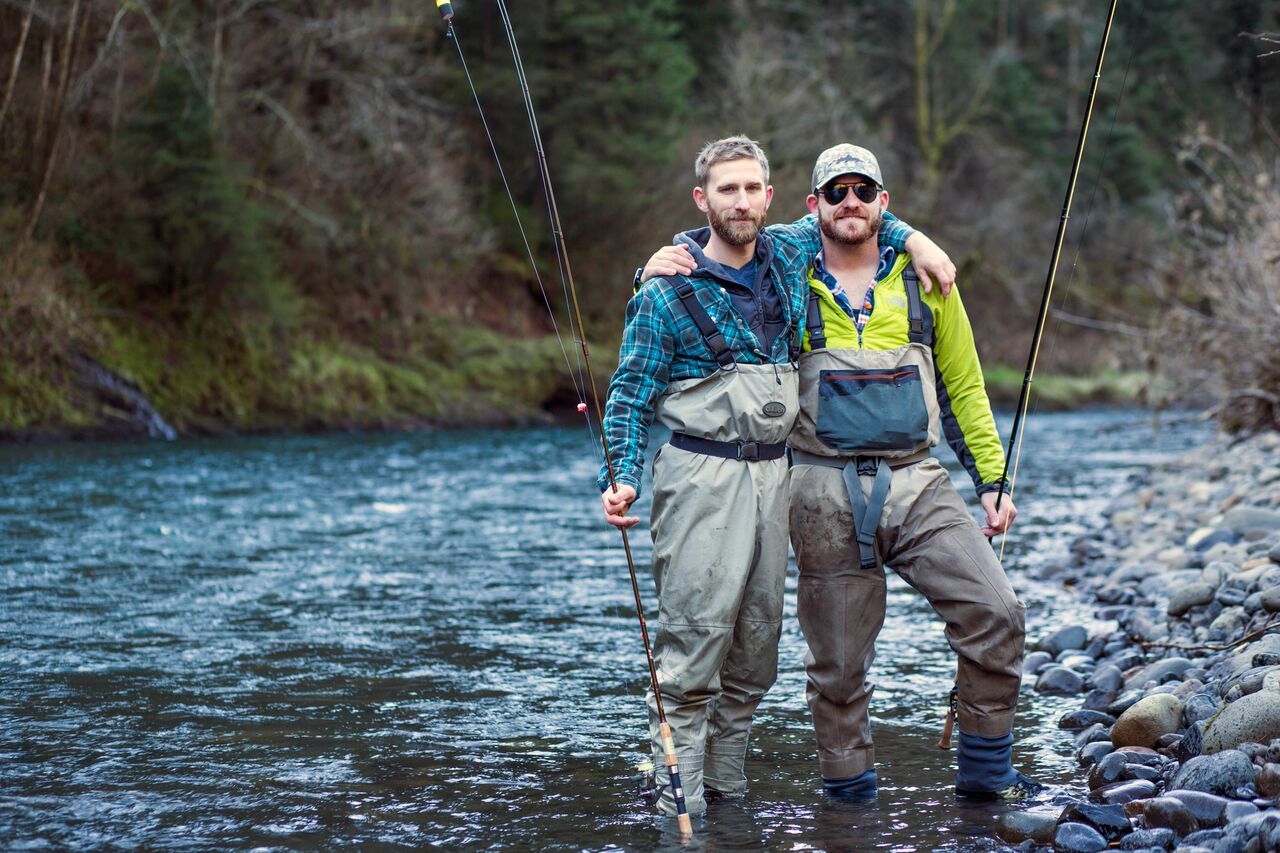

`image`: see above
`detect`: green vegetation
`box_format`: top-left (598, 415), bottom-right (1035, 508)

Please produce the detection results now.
top-left (0, 1), bottom-right (1276, 436)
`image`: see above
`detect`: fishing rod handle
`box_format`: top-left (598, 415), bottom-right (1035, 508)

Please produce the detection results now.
top-left (435, 0), bottom-right (453, 22)
top-left (659, 722), bottom-right (693, 836)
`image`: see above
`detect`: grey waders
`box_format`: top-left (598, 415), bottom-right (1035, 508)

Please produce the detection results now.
top-left (788, 271), bottom-right (1026, 789)
top-left (645, 286), bottom-right (799, 817)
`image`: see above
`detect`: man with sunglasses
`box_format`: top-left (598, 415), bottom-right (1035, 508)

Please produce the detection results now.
top-left (599, 136), bottom-right (956, 820)
top-left (640, 144), bottom-right (1040, 803)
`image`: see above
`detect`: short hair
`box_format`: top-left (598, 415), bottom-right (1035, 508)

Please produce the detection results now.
top-left (694, 135), bottom-right (770, 187)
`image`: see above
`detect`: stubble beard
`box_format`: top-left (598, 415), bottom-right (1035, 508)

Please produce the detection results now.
top-left (708, 205), bottom-right (766, 247)
top-left (819, 207), bottom-right (882, 246)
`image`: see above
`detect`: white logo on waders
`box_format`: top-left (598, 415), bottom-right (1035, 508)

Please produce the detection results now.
top-left (762, 402), bottom-right (787, 418)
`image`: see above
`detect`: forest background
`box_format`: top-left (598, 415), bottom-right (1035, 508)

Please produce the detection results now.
top-left (0, 0), bottom-right (1277, 438)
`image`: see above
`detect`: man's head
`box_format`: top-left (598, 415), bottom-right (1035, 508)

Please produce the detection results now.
top-left (692, 135), bottom-right (773, 247)
top-left (806, 144), bottom-right (890, 247)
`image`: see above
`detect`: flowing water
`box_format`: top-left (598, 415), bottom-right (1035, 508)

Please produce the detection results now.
top-left (0, 410), bottom-right (1208, 850)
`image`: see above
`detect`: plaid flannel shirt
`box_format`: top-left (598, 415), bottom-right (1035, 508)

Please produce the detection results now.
top-left (598, 213), bottom-right (915, 495)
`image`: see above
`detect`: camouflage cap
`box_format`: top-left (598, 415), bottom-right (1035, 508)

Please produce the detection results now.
top-left (811, 144), bottom-right (883, 191)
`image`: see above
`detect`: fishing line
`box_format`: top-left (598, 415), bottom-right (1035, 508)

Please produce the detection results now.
top-left (993, 0), bottom-right (1122, 560)
top-left (442, 18), bottom-right (593, 433)
top-left (437, 1), bottom-right (694, 834)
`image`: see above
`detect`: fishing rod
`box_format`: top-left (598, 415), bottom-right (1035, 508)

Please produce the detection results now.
top-left (993, 0), bottom-right (1121, 554)
top-left (434, 0), bottom-right (694, 836)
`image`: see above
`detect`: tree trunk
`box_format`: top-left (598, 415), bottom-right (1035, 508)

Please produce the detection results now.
top-left (0, 0), bottom-right (36, 133)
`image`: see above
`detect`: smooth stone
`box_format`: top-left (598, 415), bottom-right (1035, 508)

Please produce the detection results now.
top-left (1164, 790), bottom-right (1230, 826)
top-left (1127, 763), bottom-right (1163, 782)
top-left (1143, 796), bottom-right (1199, 835)
top-left (1182, 829), bottom-right (1225, 846)
top-left (1169, 750), bottom-right (1256, 796)
top-left (1203, 692), bottom-right (1280, 754)
top-left (1189, 528), bottom-right (1239, 552)
top-left (1039, 625), bottom-right (1090, 656)
top-left (1113, 694), bottom-right (1186, 748)
top-left (1090, 752), bottom-right (1128, 790)
top-left (1221, 801), bottom-right (1258, 822)
top-left (1224, 506), bottom-right (1280, 540)
top-left (996, 808), bottom-right (1060, 844)
top-left (1084, 688), bottom-right (1121, 712)
top-left (1253, 654), bottom-right (1280, 668)
top-left (1061, 654), bottom-right (1097, 671)
top-left (1208, 608), bottom-right (1247, 640)
top-left (1109, 690), bottom-right (1151, 717)
top-left (1120, 827), bottom-right (1177, 849)
top-left (1176, 721), bottom-right (1205, 763)
top-left (1185, 693), bottom-right (1222, 726)
top-left (1244, 592), bottom-right (1266, 613)
top-left (1025, 650), bottom-right (1055, 674)
top-left (1063, 710), bottom-right (1119, 730)
top-left (1094, 664), bottom-right (1126, 693)
top-left (1053, 821), bottom-right (1108, 853)
top-left (1115, 747), bottom-right (1166, 764)
top-left (1255, 763), bottom-right (1280, 797)
top-left (1078, 722), bottom-right (1113, 749)
top-left (1260, 587), bottom-right (1280, 613)
top-left (1058, 802), bottom-right (1132, 842)
top-left (1131, 659), bottom-right (1197, 689)
top-left (1040, 666), bottom-right (1087, 695)
top-left (1217, 587), bottom-right (1249, 607)
top-left (1079, 740), bottom-right (1115, 767)
top-left (1171, 583), bottom-right (1219, 617)
top-left (1091, 778), bottom-right (1157, 805)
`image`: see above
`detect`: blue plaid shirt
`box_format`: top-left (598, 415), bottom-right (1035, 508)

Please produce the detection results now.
top-left (599, 213), bottom-right (914, 494)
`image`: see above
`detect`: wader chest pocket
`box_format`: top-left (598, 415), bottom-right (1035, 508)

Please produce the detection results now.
top-left (816, 366), bottom-right (929, 453)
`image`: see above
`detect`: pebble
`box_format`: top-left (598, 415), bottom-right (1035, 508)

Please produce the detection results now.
top-left (1062, 709), bottom-right (1119, 730)
top-left (1164, 790), bottom-right (1229, 826)
top-left (1058, 802), bottom-right (1132, 842)
top-left (1093, 664), bottom-right (1126, 693)
top-left (1255, 763), bottom-right (1280, 797)
top-left (1130, 659), bottom-right (1196, 689)
top-left (1089, 752), bottom-right (1128, 790)
top-left (1039, 666), bottom-right (1087, 695)
top-left (1119, 827), bottom-right (1177, 849)
top-left (1091, 778), bottom-right (1157, 805)
top-left (1143, 796), bottom-right (1198, 835)
top-left (1182, 828), bottom-right (1224, 846)
top-left (1202, 692), bottom-right (1280, 754)
top-left (1261, 586), bottom-right (1280, 613)
top-left (1170, 582), bottom-right (1217, 616)
top-left (1079, 740), bottom-right (1115, 767)
top-left (1024, 650), bottom-right (1054, 674)
top-left (1053, 821), bottom-right (1108, 853)
top-left (1169, 750), bottom-right (1256, 796)
top-left (995, 809), bottom-right (1059, 844)
top-left (1216, 587), bottom-right (1249, 607)
top-left (1039, 625), bottom-right (1090, 656)
top-left (1113, 694), bottom-right (1185, 748)
top-left (1184, 692), bottom-right (1221, 726)
top-left (1222, 800), bottom-right (1259, 822)
top-left (1224, 506), bottom-right (1280, 541)
top-left (1188, 527), bottom-right (1239, 551)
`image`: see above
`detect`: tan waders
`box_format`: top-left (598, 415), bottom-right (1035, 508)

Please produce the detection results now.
top-left (646, 361), bottom-right (798, 816)
top-left (788, 273), bottom-right (1025, 784)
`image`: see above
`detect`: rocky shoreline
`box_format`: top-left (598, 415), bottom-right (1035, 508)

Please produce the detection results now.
top-left (1001, 430), bottom-right (1280, 852)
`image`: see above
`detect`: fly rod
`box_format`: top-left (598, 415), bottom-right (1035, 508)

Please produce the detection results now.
top-left (436, 0), bottom-right (693, 835)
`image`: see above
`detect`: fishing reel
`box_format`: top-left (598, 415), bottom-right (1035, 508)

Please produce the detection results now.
top-left (635, 758), bottom-right (663, 807)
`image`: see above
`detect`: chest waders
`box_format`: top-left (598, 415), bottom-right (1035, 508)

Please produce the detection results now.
top-left (787, 270), bottom-right (1027, 795)
top-left (643, 279), bottom-right (798, 817)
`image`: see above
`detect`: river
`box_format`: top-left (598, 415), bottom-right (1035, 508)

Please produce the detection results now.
top-left (0, 410), bottom-right (1209, 850)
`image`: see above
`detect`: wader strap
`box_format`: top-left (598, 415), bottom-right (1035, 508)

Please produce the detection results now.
top-left (670, 432), bottom-right (786, 462)
top-left (792, 449), bottom-right (930, 570)
top-left (902, 267), bottom-right (926, 345)
top-left (806, 289), bottom-right (827, 351)
top-left (671, 280), bottom-right (736, 369)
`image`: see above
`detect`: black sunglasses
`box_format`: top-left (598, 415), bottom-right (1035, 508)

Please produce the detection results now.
top-left (819, 181), bottom-right (881, 206)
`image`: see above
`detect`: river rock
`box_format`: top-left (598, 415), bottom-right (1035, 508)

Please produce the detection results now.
top-left (1090, 751), bottom-right (1128, 789)
top-left (1168, 750), bottom-right (1255, 795)
top-left (1053, 821), bottom-right (1108, 853)
top-left (1188, 527), bottom-right (1239, 552)
top-left (1058, 802), bottom-right (1131, 842)
top-left (1142, 796), bottom-right (1198, 836)
top-left (1040, 666), bottom-right (1087, 695)
top-left (1113, 694), bottom-right (1185, 748)
top-left (1182, 828), bottom-right (1224, 846)
top-left (1109, 690), bottom-right (1150, 717)
top-left (1126, 763), bottom-right (1162, 782)
top-left (1091, 778), bottom-right (1156, 805)
top-left (1025, 650), bottom-right (1054, 674)
top-left (1131, 659), bottom-right (1197, 688)
top-left (1261, 586), bottom-right (1280, 613)
top-left (1079, 740), bottom-right (1115, 767)
top-left (1093, 664), bottom-right (1125, 693)
top-left (1185, 693), bottom-right (1221, 726)
top-left (1202, 692), bottom-right (1280, 754)
top-left (1221, 800), bottom-right (1258, 822)
top-left (1063, 709), bottom-right (1119, 730)
top-left (1208, 607), bottom-right (1247, 640)
top-left (1170, 583), bottom-right (1217, 616)
top-left (1224, 506), bottom-right (1280, 541)
top-left (1039, 625), bottom-right (1090, 656)
top-left (1255, 763), bottom-right (1280, 797)
top-left (1216, 586), bottom-right (1249, 607)
top-left (1164, 790), bottom-right (1229, 826)
top-left (1271, 540), bottom-right (1280, 563)
top-left (1077, 722), bottom-right (1113, 749)
top-left (996, 808), bottom-right (1059, 844)
top-left (1119, 827), bottom-right (1176, 849)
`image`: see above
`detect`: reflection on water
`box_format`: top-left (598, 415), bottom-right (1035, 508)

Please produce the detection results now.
top-left (0, 411), bottom-right (1207, 849)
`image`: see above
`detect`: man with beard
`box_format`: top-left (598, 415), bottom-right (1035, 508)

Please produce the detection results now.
top-left (599, 136), bottom-right (954, 819)
top-left (640, 144), bottom-right (1040, 803)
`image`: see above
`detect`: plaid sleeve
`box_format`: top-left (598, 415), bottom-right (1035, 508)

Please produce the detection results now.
top-left (598, 287), bottom-right (674, 497)
top-left (766, 211), bottom-right (917, 255)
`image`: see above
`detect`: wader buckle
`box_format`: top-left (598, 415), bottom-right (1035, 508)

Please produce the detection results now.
top-left (736, 441), bottom-right (762, 461)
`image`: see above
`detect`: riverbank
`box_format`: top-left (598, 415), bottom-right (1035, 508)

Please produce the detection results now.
top-left (1000, 430), bottom-right (1280, 851)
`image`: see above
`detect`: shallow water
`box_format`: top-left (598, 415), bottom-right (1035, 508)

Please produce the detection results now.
top-left (0, 410), bottom-right (1208, 850)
